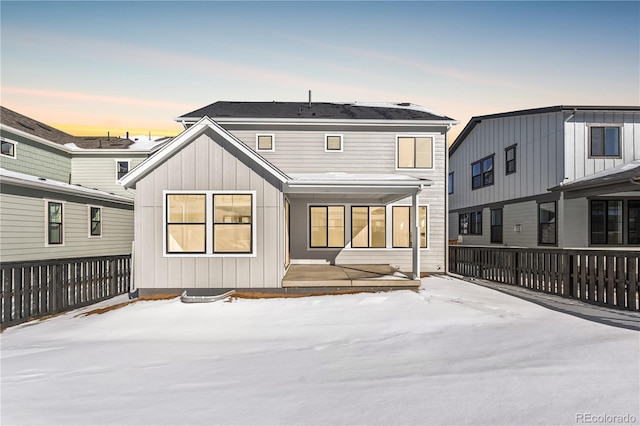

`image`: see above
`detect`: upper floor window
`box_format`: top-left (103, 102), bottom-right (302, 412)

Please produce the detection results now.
top-left (589, 126), bottom-right (621, 157)
top-left (448, 172), bottom-right (454, 194)
top-left (89, 206), bottom-right (102, 237)
top-left (1, 138), bottom-right (16, 159)
top-left (505, 145), bottom-right (516, 175)
top-left (351, 206), bottom-right (386, 248)
top-left (116, 161), bottom-right (130, 180)
top-left (325, 135), bottom-right (343, 152)
top-left (397, 136), bottom-right (433, 169)
top-left (392, 206), bottom-right (427, 248)
top-left (538, 201), bottom-right (557, 245)
top-left (310, 206), bottom-right (345, 248)
top-left (471, 155), bottom-right (494, 189)
top-left (47, 201), bottom-right (63, 245)
top-left (256, 134), bottom-right (275, 151)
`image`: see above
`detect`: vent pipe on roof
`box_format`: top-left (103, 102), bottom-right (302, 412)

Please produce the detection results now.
top-left (308, 90), bottom-right (312, 109)
top-left (107, 131), bottom-right (110, 141)
top-left (126, 131), bottom-right (129, 140)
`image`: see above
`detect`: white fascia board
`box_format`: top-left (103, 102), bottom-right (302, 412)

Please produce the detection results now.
top-left (0, 174), bottom-right (133, 206)
top-left (120, 116), bottom-right (290, 189)
top-left (177, 117), bottom-right (459, 127)
top-left (0, 124), bottom-right (73, 154)
top-left (71, 149), bottom-right (151, 155)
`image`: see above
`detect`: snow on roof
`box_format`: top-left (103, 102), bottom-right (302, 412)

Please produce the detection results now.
top-left (0, 168), bottom-right (133, 204)
top-left (563, 160), bottom-right (640, 185)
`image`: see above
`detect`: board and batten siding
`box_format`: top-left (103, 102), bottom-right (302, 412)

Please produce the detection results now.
top-left (0, 192), bottom-right (133, 262)
top-left (564, 110), bottom-right (640, 182)
top-left (449, 112), bottom-right (565, 211)
top-left (0, 129), bottom-right (71, 183)
top-left (133, 129), bottom-right (285, 290)
top-left (71, 154), bottom-right (146, 198)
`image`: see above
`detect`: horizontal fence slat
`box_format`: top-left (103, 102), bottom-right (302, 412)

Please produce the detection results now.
top-left (450, 247), bottom-right (639, 311)
top-left (1, 254), bottom-right (131, 329)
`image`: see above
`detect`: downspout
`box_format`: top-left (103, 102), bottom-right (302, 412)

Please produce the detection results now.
top-left (444, 125), bottom-right (450, 274)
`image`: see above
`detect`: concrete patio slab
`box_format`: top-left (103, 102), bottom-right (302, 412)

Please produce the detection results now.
top-left (283, 264), bottom-right (420, 288)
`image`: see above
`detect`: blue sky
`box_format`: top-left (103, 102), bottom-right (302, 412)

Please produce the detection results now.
top-left (1, 1), bottom-right (638, 140)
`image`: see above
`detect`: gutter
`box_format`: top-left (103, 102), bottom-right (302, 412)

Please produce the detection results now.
top-left (175, 117), bottom-right (458, 127)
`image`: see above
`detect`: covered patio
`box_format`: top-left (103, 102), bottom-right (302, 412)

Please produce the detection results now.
top-left (283, 264), bottom-right (420, 288)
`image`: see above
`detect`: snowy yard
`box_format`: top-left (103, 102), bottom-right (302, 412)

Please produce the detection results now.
top-left (1, 276), bottom-right (638, 425)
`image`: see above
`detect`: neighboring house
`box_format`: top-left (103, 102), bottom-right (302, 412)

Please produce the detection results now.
top-left (448, 105), bottom-right (640, 249)
top-left (121, 101), bottom-right (457, 293)
top-left (0, 106), bottom-right (164, 262)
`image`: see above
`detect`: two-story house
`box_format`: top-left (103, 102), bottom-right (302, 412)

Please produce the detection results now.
top-left (120, 101), bottom-right (457, 294)
top-left (0, 106), bottom-right (163, 262)
top-left (448, 105), bottom-right (640, 249)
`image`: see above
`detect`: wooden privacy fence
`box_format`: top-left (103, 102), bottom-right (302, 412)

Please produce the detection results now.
top-left (449, 246), bottom-right (639, 311)
top-left (1, 254), bottom-right (131, 329)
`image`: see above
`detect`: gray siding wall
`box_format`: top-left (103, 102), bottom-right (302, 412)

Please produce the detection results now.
top-left (0, 192), bottom-right (133, 262)
top-left (0, 130), bottom-right (71, 182)
top-left (71, 154), bottom-right (146, 198)
top-left (134, 130), bottom-right (284, 290)
top-left (449, 112), bottom-right (565, 211)
top-left (565, 110), bottom-right (640, 182)
top-left (559, 197), bottom-right (589, 248)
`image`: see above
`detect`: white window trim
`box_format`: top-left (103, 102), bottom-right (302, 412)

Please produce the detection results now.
top-left (324, 134), bottom-right (343, 152)
top-left (256, 134), bottom-right (275, 152)
top-left (44, 199), bottom-right (65, 247)
top-left (115, 159), bottom-right (131, 183)
top-left (586, 123), bottom-right (624, 159)
top-left (395, 135), bottom-right (435, 171)
top-left (163, 190), bottom-right (257, 258)
top-left (390, 204), bottom-right (430, 250)
top-left (88, 205), bottom-right (103, 239)
top-left (1, 137), bottom-right (18, 160)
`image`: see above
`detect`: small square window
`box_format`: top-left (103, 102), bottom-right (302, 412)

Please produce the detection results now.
top-left (590, 126), bottom-right (621, 157)
top-left (325, 135), bottom-right (342, 152)
top-left (257, 134), bottom-right (274, 151)
top-left (1, 139), bottom-right (16, 158)
top-left (505, 145), bottom-right (516, 175)
top-left (116, 161), bottom-right (130, 180)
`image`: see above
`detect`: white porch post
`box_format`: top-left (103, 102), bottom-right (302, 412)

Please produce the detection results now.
top-left (412, 192), bottom-right (420, 280)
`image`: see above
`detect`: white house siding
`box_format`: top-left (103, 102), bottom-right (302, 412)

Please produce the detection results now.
top-left (71, 154), bottom-right (147, 198)
top-left (133, 130), bottom-right (284, 290)
top-left (564, 110), bottom-right (640, 182)
top-left (0, 191), bottom-right (133, 262)
top-left (449, 112), bottom-right (564, 211)
top-left (0, 130), bottom-right (71, 183)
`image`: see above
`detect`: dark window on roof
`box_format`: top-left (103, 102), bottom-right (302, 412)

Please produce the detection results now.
top-left (17, 121), bottom-right (35, 131)
top-left (472, 155), bottom-right (494, 189)
top-left (505, 145), bottom-right (516, 175)
top-left (590, 126), bottom-right (621, 157)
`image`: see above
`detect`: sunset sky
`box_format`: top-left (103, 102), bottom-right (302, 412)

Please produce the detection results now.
top-left (1, 1), bottom-right (638, 142)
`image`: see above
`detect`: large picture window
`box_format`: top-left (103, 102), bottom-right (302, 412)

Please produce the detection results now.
top-left (590, 126), bottom-right (621, 157)
top-left (47, 201), bottom-right (63, 245)
top-left (471, 155), bottom-right (494, 189)
top-left (490, 209), bottom-right (503, 243)
top-left (392, 206), bottom-right (427, 248)
top-left (538, 201), bottom-right (557, 245)
top-left (166, 194), bottom-right (206, 253)
top-left (310, 206), bottom-right (345, 248)
top-left (352, 206), bottom-right (386, 248)
top-left (397, 136), bottom-right (433, 169)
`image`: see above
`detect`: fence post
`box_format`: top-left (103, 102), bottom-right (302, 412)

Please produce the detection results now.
top-left (514, 251), bottom-right (520, 286)
top-left (109, 259), bottom-right (117, 296)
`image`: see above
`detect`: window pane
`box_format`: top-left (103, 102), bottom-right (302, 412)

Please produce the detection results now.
top-left (605, 127), bottom-right (620, 156)
top-left (607, 201), bottom-right (623, 244)
top-left (629, 201), bottom-right (640, 244)
top-left (393, 206), bottom-right (410, 248)
top-left (117, 161), bottom-right (129, 179)
top-left (419, 206), bottom-right (427, 248)
top-left (471, 212), bottom-right (482, 235)
top-left (459, 213), bottom-right (469, 235)
top-left (1, 141), bottom-right (15, 157)
top-left (326, 136), bottom-right (341, 150)
top-left (91, 207), bottom-right (101, 222)
top-left (327, 206), bottom-right (344, 247)
top-left (448, 173), bottom-right (454, 194)
top-left (483, 157), bottom-right (494, 186)
top-left (539, 202), bottom-right (556, 244)
top-left (214, 194), bottom-right (251, 224)
top-left (167, 224), bottom-right (205, 253)
top-left (590, 200), bottom-right (606, 244)
top-left (91, 222), bottom-right (101, 236)
top-left (214, 224), bottom-right (251, 252)
top-left (352, 207), bottom-right (369, 247)
top-left (49, 203), bottom-right (62, 223)
top-left (506, 148), bottom-right (515, 161)
top-left (397, 137), bottom-right (415, 168)
top-left (415, 137), bottom-right (432, 168)
top-left (310, 207), bottom-right (327, 247)
top-left (491, 209), bottom-right (502, 243)
top-left (590, 127), bottom-right (604, 156)
top-left (370, 207), bottom-right (386, 247)
top-left (169, 194), bottom-right (205, 223)
top-left (49, 224), bottom-right (62, 244)
top-left (472, 162), bottom-right (481, 177)
top-left (258, 135), bottom-right (272, 150)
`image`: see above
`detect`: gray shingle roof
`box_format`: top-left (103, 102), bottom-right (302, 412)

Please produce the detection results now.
top-left (0, 106), bottom-right (134, 149)
top-left (179, 101), bottom-right (454, 121)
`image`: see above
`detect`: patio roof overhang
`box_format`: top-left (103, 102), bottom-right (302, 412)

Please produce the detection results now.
top-left (283, 173), bottom-right (431, 204)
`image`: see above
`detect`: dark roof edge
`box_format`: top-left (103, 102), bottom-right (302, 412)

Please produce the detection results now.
top-left (449, 105), bottom-right (640, 156)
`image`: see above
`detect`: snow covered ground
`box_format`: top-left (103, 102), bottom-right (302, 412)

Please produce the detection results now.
top-left (2, 276), bottom-right (638, 425)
